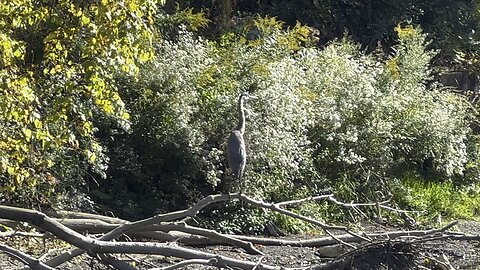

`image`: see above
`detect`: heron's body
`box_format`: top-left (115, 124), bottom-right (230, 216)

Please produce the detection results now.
top-left (227, 130), bottom-right (246, 180)
top-left (226, 93), bottom-right (256, 187)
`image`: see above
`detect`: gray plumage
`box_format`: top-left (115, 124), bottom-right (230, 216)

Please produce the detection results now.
top-left (227, 93), bottom-right (257, 185)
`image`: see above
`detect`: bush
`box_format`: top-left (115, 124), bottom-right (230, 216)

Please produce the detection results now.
top-left (93, 19), bottom-right (478, 230)
top-left (304, 26), bottom-right (475, 202)
top-left (94, 19), bottom-right (318, 219)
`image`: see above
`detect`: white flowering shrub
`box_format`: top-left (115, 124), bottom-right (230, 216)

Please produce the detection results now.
top-left (303, 27), bottom-right (475, 199)
top-left (98, 20), bottom-right (477, 228)
top-left (242, 48), bottom-right (316, 200)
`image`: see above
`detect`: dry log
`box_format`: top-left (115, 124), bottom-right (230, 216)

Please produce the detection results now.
top-left (148, 258), bottom-right (219, 270)
top-left (0, 205), bottom-right (281, 270)
top-left (0, 242), bottom-right (55, 270)
top-left (40, 193), bottom-right (369, 267)
top-left (1, 194), bottom-right (475, 270)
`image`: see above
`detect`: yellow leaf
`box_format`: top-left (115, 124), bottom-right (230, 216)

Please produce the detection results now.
top-left (81, 15), bottom-right (90, 25)
top-left (13, 49), bottom-right (23, 58)
top-left (47, 159), bottom-right (54, 168)
top-left (23, 128), bottom-right (32, 141)
top-left (85, 150), bottom-right (97, 163)
top-left (34, 119), bottom-right (43, 129)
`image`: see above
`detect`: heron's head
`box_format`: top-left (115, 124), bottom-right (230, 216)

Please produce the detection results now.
top-left (240, 92), bottom-right (258, 102)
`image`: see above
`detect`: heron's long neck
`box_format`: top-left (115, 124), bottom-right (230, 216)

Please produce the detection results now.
top-left (236, 97), bottom-right (245, 134)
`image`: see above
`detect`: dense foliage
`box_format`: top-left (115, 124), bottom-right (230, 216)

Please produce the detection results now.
top-left (0, 0), bottom-right (162, 206)
top-left (93, 18), bottom-right (479, 229)
top-left (2, 0), bottom-right (480, 231)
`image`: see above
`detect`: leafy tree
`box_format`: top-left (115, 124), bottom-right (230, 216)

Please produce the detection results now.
top-left (0, 0), bottom-right (163, 206)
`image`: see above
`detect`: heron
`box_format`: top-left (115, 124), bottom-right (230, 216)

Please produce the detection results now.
top-left (227, 92), bottom-right (257, 192)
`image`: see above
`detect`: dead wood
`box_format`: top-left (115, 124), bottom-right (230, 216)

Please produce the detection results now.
top-left (96, 253), bottom-right (137, 270)
top-left (36, 193), bottom-right (371, 268)
top-left (0, 242), bottom-right (55, 270)
top-left (0, 204), bottom-right (281, 270)
top-left (3, 216), bottom-right (470, 247)
top-left (1, 194), bottom-right (478, 270)
top-left (148, 258), bottom-right (220, 270)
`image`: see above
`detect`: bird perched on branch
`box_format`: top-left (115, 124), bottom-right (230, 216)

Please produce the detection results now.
top-left (227, 92), bottom-right (257, 192)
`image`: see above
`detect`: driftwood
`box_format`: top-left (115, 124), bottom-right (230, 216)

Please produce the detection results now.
top-left (0, 193), bottom-right (477, 270)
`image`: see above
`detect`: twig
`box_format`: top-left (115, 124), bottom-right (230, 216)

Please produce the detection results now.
top-left (235, 193), bottom-right (370, 247)
top-left (427, 221), bottom-right (458, 235)
top-left (421, 254), bottom-right (455, 270)
top-left (404, 221), bottom-right (461, 244)
top-left (276, 194), bottom-right (423, 214)
top-left (149, 257), bottom-right (219, 270)
top-left (275, 195), bottom-right (333, 207)
top-left (124, 253), bottom-right (154, 267)
top-left (252, 256), bottom-right (265, 270)
top-left (0, 230), bottom-right (47, 238)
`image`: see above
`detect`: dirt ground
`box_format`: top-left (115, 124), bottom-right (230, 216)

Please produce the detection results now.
top-left (172, 220), bottom-right (480, 270)
top-left (0, 220), bottom-right (479, 270)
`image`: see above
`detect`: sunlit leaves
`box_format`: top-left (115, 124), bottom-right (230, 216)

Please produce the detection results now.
top-left (0, 34), bottom-right (25, 67)
top-left (0, 0), bottom-right (161, 203)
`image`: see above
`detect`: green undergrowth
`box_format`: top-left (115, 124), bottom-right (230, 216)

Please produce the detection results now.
top-left (400, 176), bottom-right (480, 224)
top-left (195, 177), bottom-right (480, 235)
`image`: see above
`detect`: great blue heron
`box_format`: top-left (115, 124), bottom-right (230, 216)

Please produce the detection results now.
top-left (227, 92), bottom-right (257, 191)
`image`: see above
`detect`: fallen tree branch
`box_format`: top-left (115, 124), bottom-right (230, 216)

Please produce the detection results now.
top-left (0, 204), bottom-right (287, 270)
top-left (0, 242), bottom-right (55, 270)
top-left (233, 193), bottom-right (370, 247)
top-left (97, 254), bottom-right (137, 270)
top-left (154, 221), bottom-right (263, 255)
top-left (149, 257), bottom-right (219, 270)
top-left (41, 193), bottom-right (368, 267)
top-left (276, 194), bottom-right (423, 215)
top-left (2, 216), bottom-right (469, 248)
top-left (2, 195), bottom-right (475, 270)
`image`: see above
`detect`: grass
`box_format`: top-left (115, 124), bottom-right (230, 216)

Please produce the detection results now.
top-left (401, 176), bottom-right (480, 224)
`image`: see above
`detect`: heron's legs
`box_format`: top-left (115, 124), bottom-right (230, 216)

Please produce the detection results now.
top-left (238, 177), bottom-right (245, 207)
top-left (239, 177), bottom-right (245, 195)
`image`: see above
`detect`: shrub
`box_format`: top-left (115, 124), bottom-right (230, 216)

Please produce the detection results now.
top-left (95, 20), bottom-right (478, 230)
top-left (304, 27), bottom-right (475, 202)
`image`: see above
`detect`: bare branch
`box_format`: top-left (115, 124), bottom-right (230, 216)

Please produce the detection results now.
top-left (154, 222), bottom-right (264, 255)
top-left (42, 193), bottom-right (365, 267)
top-left (275, 194), bottom-right (333, 207)
top-left (275, 194), bottom-right (421, 214)
top-left (97, 254), bottom-right (138, 270)
top-left (3, 195), bottom-right (469, 270)
top-left (0, 205), bottom-right (282, 270)
top-left (0, 230), bottom-right (47, 238)
top-left (252, 256), bottom-right (265, 270)
top-left (0, 242), bottom-right (55, 270)
top-left (233, 193), bottom-right (370, 246)
top-left (149, 258), bottom-right (219, 270)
